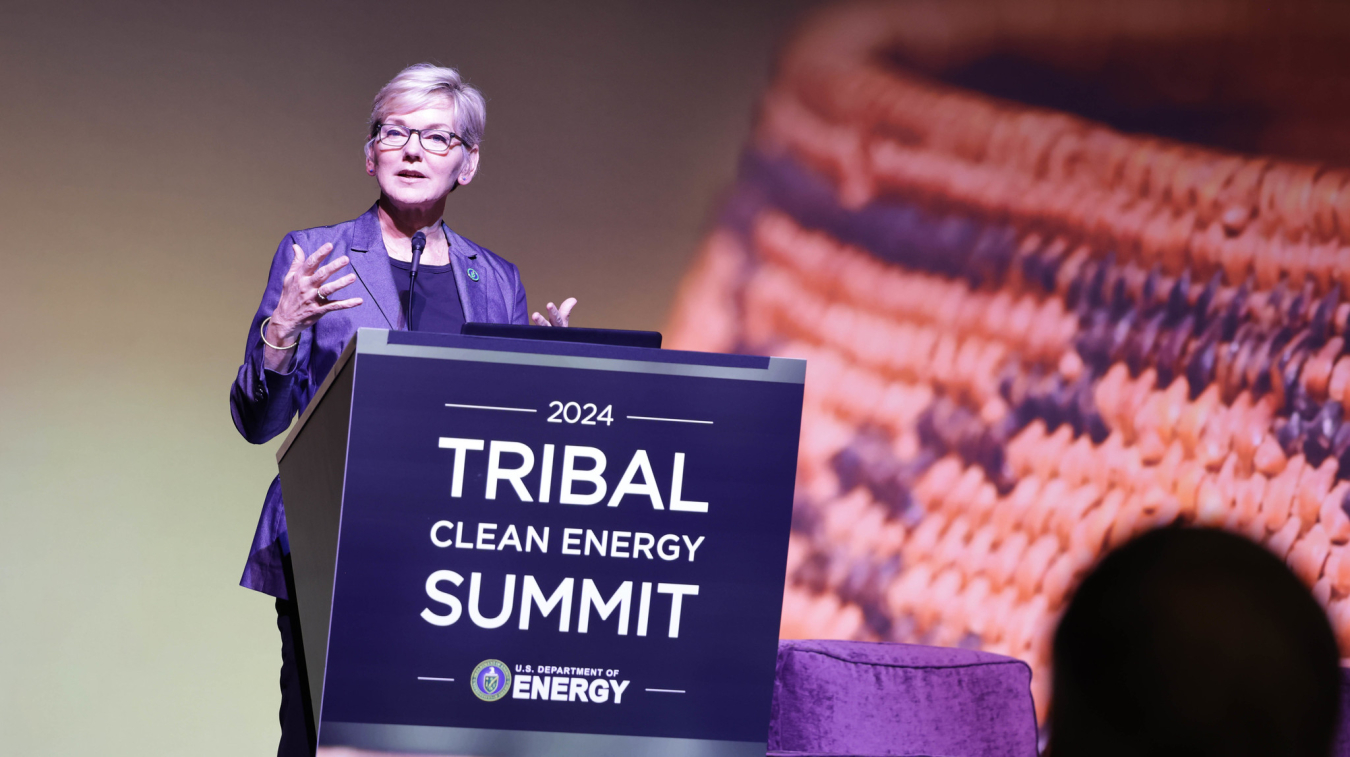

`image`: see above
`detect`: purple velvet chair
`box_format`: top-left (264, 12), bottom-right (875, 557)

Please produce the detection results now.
top-left (768, 640), bottom-right (1039, 757)
top-left (1336, 667), bottom-right (1350, 757)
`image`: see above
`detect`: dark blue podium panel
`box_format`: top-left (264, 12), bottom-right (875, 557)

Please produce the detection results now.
top-left (278, 329), bottom-right (805, 757)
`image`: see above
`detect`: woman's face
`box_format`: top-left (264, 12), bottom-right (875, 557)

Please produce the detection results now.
top-left (366, 104), bottom-right (479, 211)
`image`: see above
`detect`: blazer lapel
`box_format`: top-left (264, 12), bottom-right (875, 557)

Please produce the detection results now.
top-left (348, 204), bottom-right (404, 330)
top-left (444, 222), bottom-right (485, 323)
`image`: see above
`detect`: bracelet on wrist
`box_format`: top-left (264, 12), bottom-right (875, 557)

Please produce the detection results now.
top-left (260, 316), bottom-right (299, 350)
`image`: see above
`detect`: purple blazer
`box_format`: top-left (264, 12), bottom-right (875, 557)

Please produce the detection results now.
top-left (231, 203), bottom-right (528, 598)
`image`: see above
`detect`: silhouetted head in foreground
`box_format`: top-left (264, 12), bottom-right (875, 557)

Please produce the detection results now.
top-left (1047, 527), bottom-right (1341, 757)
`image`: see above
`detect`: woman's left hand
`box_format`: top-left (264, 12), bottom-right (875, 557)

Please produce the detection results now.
top-left (532, 297), bottom-right (577, 327)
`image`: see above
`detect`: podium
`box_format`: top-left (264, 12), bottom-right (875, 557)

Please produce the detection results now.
top-left (276, 328), bottom-right (805, 756)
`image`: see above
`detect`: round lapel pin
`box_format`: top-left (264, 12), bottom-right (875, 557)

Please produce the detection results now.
top-left (468, 268), bottom-right (480, 282)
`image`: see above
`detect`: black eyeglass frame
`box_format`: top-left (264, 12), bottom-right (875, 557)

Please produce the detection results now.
top-left (370, 123), bottom-right (469, 154)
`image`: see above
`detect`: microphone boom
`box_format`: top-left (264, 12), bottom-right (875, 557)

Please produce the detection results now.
top-left (407, 231), bottom-right (427, 331)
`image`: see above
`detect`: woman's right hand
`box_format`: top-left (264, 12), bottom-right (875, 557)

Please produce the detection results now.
top-left (263, 243), bottom-right (363, 371)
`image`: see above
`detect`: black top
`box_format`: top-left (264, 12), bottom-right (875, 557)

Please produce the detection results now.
top-left (389, 256), bottom-right (466, 334)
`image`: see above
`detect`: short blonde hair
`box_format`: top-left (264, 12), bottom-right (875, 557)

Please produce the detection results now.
top-left (367, 63), bottom-right (486, 149)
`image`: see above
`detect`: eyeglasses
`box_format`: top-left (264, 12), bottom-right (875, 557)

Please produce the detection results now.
top-left (373, 123), bottom-right (466, 154)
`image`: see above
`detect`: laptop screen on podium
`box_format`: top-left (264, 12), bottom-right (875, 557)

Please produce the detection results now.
top-left (460, 323), bottom-right (662, 349)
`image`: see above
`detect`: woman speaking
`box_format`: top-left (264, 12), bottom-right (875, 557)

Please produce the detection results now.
top-left (229, 63), bottom-right (573, 754)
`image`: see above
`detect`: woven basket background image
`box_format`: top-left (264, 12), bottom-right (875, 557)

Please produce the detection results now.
top-left (665, 0), bottom-right (1350, 718)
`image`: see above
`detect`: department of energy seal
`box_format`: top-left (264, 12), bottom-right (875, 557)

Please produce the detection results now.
top-left (470, 659), bottom-right (511, 701)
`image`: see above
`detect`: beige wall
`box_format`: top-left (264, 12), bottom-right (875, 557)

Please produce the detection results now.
top-left (0, 1), bottom-right (810, 752)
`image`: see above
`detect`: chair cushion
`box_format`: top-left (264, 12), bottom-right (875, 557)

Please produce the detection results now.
top-left (1335, 667), bottom-right (1350, 756)
top-left (769, 640), bottom-right (1039, 757)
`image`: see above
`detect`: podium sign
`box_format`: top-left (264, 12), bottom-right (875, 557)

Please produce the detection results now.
top-left (277, 329), bottom-right (804, 756)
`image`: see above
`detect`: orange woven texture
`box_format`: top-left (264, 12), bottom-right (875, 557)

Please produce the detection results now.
top-left (667, 0), bottom-right (1350, 721)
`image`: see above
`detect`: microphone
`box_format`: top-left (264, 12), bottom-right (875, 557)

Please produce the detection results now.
top-left (407, 231), bottom-right (427, 331)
